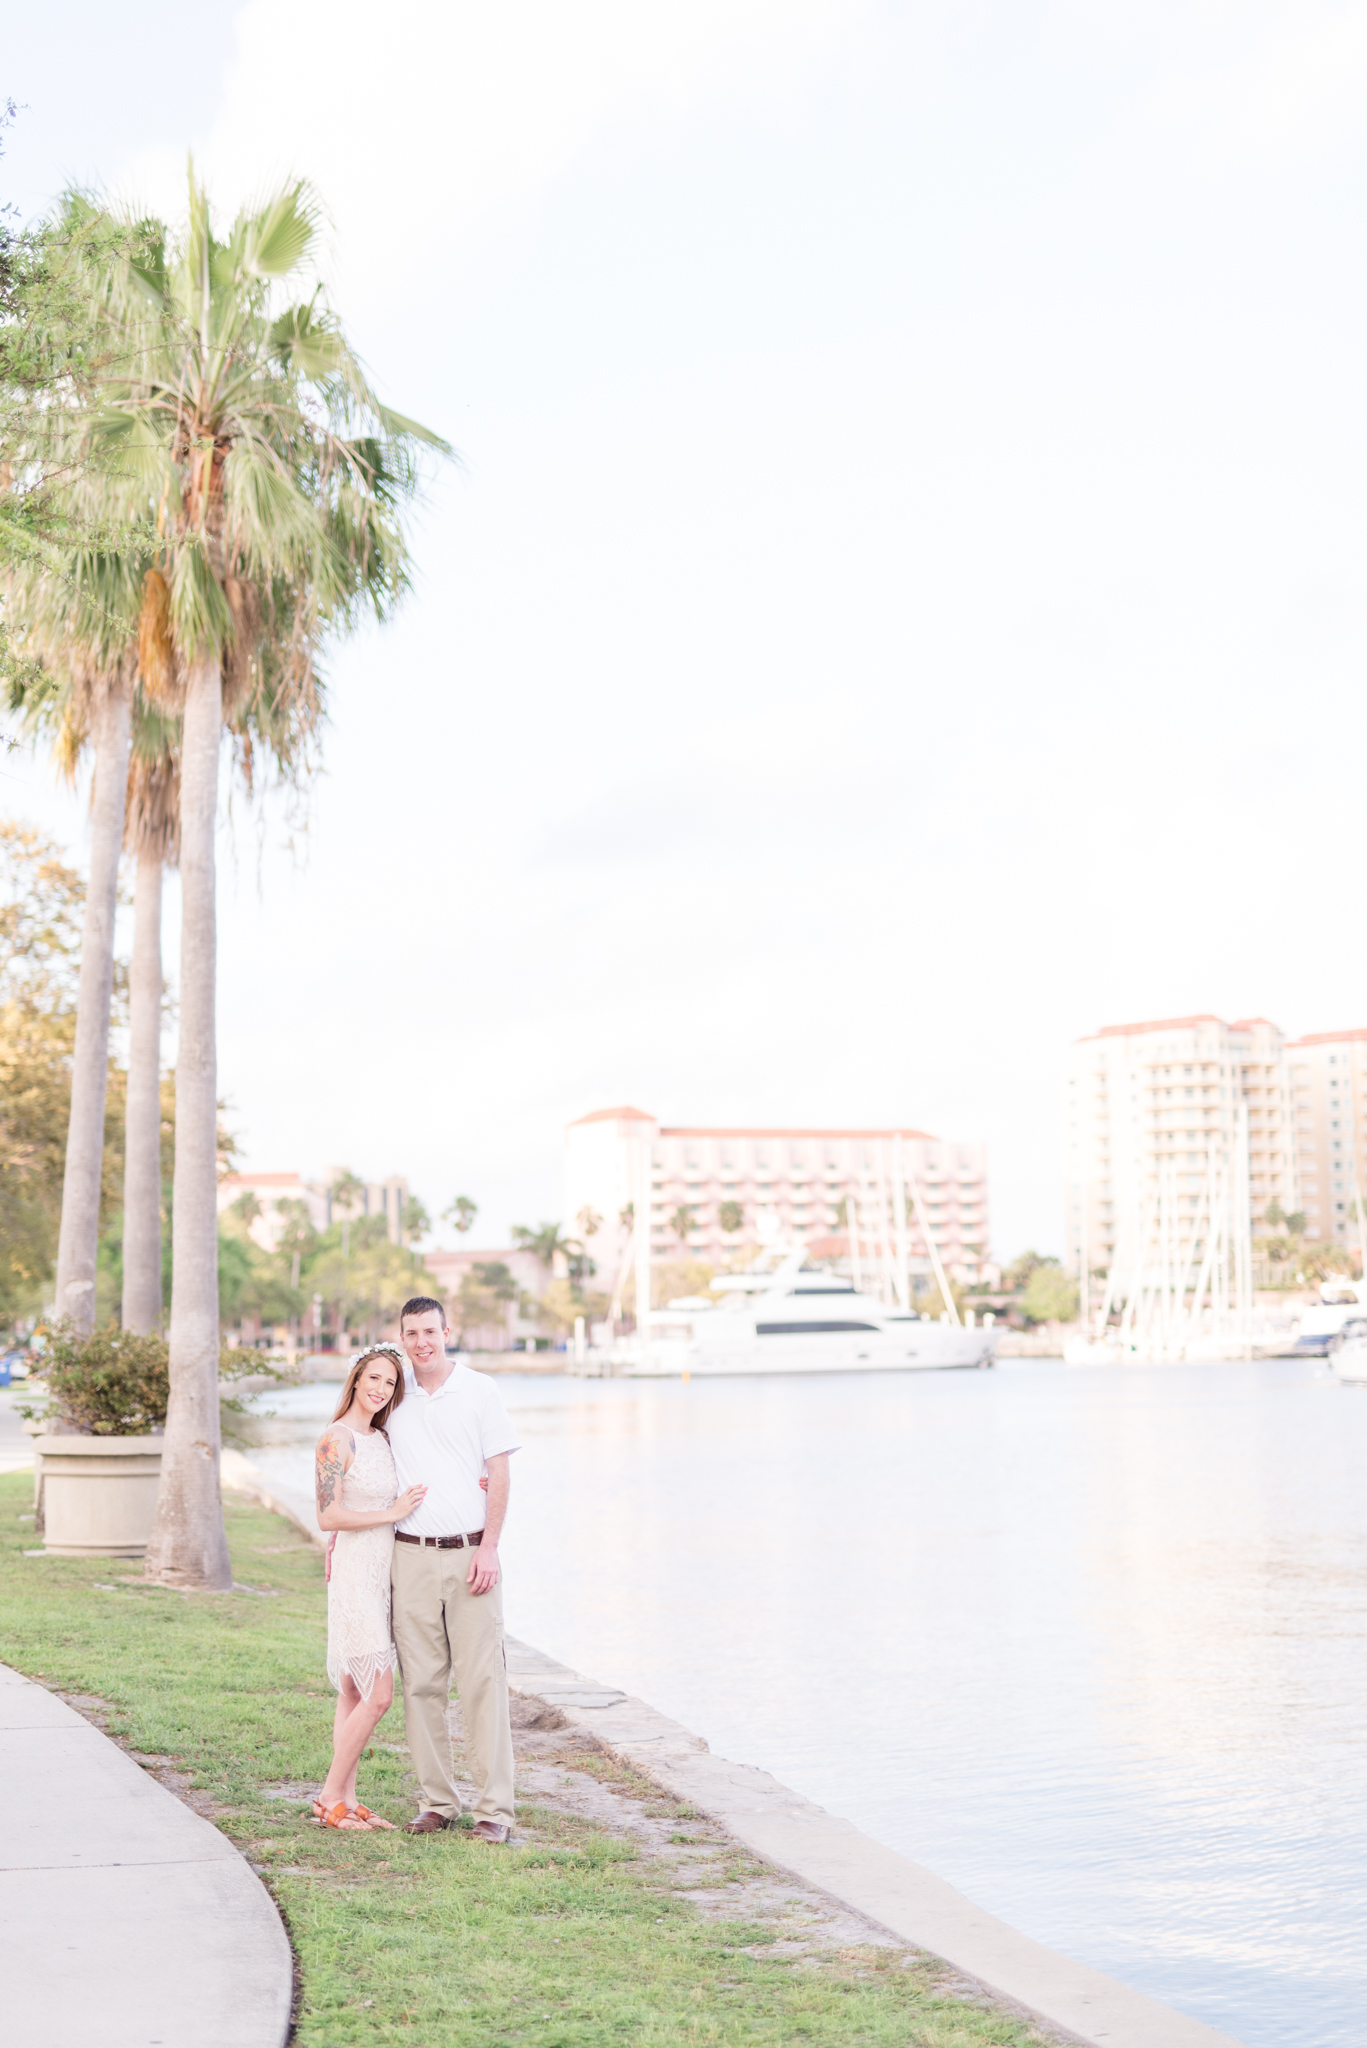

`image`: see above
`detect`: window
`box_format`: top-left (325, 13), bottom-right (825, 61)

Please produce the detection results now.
top-left (757, 1320), bottom-right (880, 1336)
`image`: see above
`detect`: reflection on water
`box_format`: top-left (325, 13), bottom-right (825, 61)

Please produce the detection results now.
top-left (242, 1358), bottom-right (1367, 2047)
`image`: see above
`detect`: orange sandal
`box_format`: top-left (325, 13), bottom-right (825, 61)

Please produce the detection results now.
top-left (319, 1801), bottom-right (369, 1831)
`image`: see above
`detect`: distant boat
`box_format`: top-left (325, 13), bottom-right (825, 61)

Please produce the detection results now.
top-left (635, 1246), bottom-right (996, 1375)
top-left (1286, 1280), bottom-right (1367, 1358)
top-left (1326, 1311), bottom-right (1367, 1383)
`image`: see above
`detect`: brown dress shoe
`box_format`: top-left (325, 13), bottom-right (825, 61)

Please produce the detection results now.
top-left (470, 1820), bottom-right (510, 1843)
top-left (405, 1810), bottom-right (453, 1834)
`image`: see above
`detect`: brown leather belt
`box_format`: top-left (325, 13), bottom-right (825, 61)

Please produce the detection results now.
top-left (395, 1530), bottom-right (484, 1549)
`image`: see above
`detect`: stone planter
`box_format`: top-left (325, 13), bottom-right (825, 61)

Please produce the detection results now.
top-left (33, 1435), bottom-right (163, 1557)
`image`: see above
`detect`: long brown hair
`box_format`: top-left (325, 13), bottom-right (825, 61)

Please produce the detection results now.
top-left (332, 1346), bottom-right (405, 1433)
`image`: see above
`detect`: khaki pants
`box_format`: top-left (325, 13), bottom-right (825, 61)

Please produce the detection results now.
top-left (390, 1540), bottom-right (515, 1828)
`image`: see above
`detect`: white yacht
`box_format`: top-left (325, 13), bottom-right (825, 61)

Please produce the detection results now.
top-left (1327, 1314), bottom-right (1367, 1384)
top-left (1288, 1280), bottom-right (1367, 1358)
top-left (634, 1247), bottom-right (996, 1375)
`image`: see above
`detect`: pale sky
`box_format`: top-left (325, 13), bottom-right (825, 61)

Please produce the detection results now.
top-left (5, 2), bottom-right (1367, 1260)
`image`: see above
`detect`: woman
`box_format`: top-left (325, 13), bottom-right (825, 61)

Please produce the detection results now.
top-left (313, 1344), bottom-right (427, 1830)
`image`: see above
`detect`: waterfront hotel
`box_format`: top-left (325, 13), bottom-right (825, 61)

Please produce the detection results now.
top-left (1064, 1017), bottom-right (1296, 1282)
top-left (1064, 1013), bottom-right (1367, 1281)
top-left (564, 1107), bottom-right (991, 1286)
top-left (1284, 1029), bottom-right (1367, 1242)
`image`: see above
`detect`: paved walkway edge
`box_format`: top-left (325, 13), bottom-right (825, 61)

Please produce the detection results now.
top-left (503, 1637), bottom-right (1249, 2048)
top-left (0, 1660), bottom-right (292, 2048)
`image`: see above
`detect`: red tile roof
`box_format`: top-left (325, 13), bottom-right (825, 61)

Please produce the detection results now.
top-left (1078, 1015), bottom-right (1225, 1042)
top-left (566, 1106), bottom-right (655, 1127)
top-left (1079, 1014), bottom-right (1286, 1042)
top-left (1287, 1029), bottom-right (1367, 1047)
top-left (658, 1126), bottom-right (939, 1141)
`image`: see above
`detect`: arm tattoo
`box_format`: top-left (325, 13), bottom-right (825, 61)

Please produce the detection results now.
top-left (315, 1432), bottom-right (345, 1514)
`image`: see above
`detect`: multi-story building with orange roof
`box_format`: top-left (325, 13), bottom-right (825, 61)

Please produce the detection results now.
top-left (563, 1107), bottom-right (990, 1290)
top-left (1284, 1030), bottom-right (1367, 1245)
top-left (1064, 1015), bottom-right (1297, 1284)
top-left (216, 1169), bottom-right (408, 1250)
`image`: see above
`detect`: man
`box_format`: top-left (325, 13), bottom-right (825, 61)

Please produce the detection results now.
top-left (387, 1294), bottom-right (522, 1840)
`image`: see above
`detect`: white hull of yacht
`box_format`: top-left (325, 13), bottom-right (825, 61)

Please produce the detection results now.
top-left (633, 1322), bottom-right (995, 1376)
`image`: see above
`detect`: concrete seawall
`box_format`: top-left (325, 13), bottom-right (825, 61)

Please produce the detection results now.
top-left (503, 1638), bottom-right (1248, 2048)
top-left (217, 1453), bottom-right (1249, 2048)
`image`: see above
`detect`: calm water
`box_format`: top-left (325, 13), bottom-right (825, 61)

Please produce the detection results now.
top-left (243, 1358), bottom-right (1367, 2048)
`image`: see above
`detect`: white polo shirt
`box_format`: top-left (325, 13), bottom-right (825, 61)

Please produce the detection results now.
top-left (387, 1361), bottom-right (522, 1539)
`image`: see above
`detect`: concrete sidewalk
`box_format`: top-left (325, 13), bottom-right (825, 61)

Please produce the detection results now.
top-left (0, 1660), bottom-right (292, 2048)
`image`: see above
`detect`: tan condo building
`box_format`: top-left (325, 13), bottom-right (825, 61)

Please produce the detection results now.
top-left (1285, 1031), bottom-right (1367, 1244)
top-left (1064, 1015), bottom-right (1297, 1282)
top-left (564, 1107), bottom-right (990, 1289)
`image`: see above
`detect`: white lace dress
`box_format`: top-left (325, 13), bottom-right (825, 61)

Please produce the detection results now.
top-left (326, 1427), bottom-right (400, 1701)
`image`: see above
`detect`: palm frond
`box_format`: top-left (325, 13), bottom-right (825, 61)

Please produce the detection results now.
top-left (238, 182), bottom-right (320, 281)
top-left (168, 536), bottom-right (232, 660)
top-left (374, 403), bottom-right (452, 453)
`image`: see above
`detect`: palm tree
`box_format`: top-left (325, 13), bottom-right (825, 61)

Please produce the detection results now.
top-left (120, 709), bottom-right (178, 1332)
top-left (668, 1204), bottom-right (696, 1249)
top-left (4, 551), bottom-right (144, 1336)
top-left (2, 199), bottom-right (174, 1335)
top-left (512, 1222), bottom-right (574, 1271)
top-left (88, 171), bottom-right (444, 1588)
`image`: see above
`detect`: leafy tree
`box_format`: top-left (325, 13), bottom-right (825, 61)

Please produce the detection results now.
top-left (444, 1195), bottom-right (477, 1235)
top-left (0, 817), bottom-right (86, 994)
top-left (455, 1259), bottom-right (516, 1343)
top-left (1004, 1248), bottom-right (1051, 1293)
top-left (622, 1260), bottom-right (715, 1313)
top-left (401, 1196), bottom-right (431, 1246)
top-left (0, 819), bottom-right (124, 1331)
top-left (576, 1205), bottom-right (602, 1239)
top-left (718, 1199), bottom-right (744, 1235)
top-left (537, 1277), bottom-right (610, 1337)
top-left (302, 1215), bottom-right (437, 1342)
top-left (1021, 1262), bottom-right (1078, 1326)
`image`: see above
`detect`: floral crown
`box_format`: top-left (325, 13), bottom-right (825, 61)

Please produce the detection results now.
top-left (352, 1343), bottom-right (403, 1370)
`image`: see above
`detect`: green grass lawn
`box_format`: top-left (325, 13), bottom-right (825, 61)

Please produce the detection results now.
top-left (0, 1471), bottom-right (1044, 2046)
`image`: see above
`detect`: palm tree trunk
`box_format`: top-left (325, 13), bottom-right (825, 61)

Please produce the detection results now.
top-left (53, 677), bottom-right (133, 1334)
top-left (121, 850), bottom-right (164, 1333)
top-left (144, 655), bottom-right (230, 1590)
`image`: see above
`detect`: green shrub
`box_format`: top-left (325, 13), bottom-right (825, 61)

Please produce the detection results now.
top-left (19, 1322), bottom-right (170, 1434)
top-left (18, 1322), bottom-right (290, 1435)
